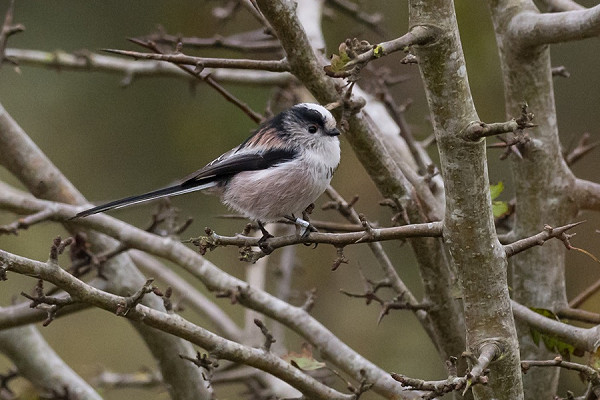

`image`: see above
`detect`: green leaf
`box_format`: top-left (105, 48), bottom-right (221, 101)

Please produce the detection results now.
top-left (492, 201), bottom-right (509, 218)
top-left (490, 181), bottom-right (504, 200)
top-left (282, 343), bottom-right (326, 371)
top-left (529, 308), bottom-right (576, 360)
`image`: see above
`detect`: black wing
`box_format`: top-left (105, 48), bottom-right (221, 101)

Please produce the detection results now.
top-left (179, 148), bottom-right (297, 185)
top-left (73, 148), bottom-right (297, 218)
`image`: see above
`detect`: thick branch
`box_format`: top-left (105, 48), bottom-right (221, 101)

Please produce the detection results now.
top-left (511, 301), bottom-right (600, 353)
top-left (0, 325), bottom-right (101, 399)
top-left (512, 5), bottom-right (600, 47)
top-left (574, 178), bottom-right (600, 211)
top-left (0, 102), bottom-right (211, 400)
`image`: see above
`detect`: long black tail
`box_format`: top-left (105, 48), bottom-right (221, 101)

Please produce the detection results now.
top-left (72, 181), bottom-right (215, 218)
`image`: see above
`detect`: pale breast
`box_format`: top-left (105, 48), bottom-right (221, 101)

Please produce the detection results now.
top-left (221, 159), bottom-right (334, 221)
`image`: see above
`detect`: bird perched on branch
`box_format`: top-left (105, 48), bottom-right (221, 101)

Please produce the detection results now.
top-left (74, 103), bottom-right (341, 242)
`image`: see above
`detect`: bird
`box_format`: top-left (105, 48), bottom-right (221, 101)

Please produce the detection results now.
top-left (73, 103), bottom-right (341, 242)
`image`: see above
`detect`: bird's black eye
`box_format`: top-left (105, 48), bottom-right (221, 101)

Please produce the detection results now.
top-left (307, 124), bottom-right (318, 134)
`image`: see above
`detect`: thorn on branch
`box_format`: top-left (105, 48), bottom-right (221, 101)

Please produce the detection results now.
top-left (254, 318), bottom-right (276, 351)
top-left (115, 278), bottom-right (157, 316)
top-left (504, 221), bottom-right (584, 258)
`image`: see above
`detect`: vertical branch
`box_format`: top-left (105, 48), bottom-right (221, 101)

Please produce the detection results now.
top-left (409, 0), bottom-right (523, 398)
top-left (256, 0), bottom-right (468, 384)
top-left (488, 1), bottom-right (579, 397)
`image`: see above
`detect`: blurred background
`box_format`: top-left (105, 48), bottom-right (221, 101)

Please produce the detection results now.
top-left (1, 1), bottom-right (599, 399)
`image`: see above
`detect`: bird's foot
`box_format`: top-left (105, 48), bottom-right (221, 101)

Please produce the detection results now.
top-left (256, 221), bottom-right (274, 254)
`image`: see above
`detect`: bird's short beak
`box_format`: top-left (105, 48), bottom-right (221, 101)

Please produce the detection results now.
top-left (327, 127), bottom-right (341, 136)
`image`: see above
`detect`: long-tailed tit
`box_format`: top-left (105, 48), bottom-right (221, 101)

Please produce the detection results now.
top-left (74, 103), bottom-right (341, 240)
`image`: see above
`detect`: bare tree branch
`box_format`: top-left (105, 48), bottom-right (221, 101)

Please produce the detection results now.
top-left (538, 0), bottom-right (585, 12)
top-left (574, 178), bottom-right (600, 211)
top-left (0, 182), bottom-right (416, 398)
top-left (0, 249), bottom-right (355, 400)
top-left (4, 48), bottom-right (292, 85)
top-left (503, 222), bottom-right (583, 258)
top-left (512, 5), bottom-right (600, 47)
top-left (511, 300), bottom-right (600, 353)
top-left (0, 102), bottom-right (211, 400)
top-left (102, 48), bottom-right (290, 72)
top-left (0, 325), bottom-right (102, 399)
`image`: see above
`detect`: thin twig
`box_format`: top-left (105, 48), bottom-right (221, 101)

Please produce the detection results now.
top-left (0, 0), bottom-right (25, 67)
top-left (102, 48), bottom-right (289, 72)
top-left (140, 29), bottom-right (281, 53)
top-left (569, 275), bottom-right (600, 308)
top-left (522, 356), bottom-right (600, 385)
top-left (325, 0), bottom-right (385, 35)
top-left (126, 38), bottom-right (265, 124)
top-left (5, 48), bottom-right (291, 86)
top-left (556, 307), bottom-right (600, 325)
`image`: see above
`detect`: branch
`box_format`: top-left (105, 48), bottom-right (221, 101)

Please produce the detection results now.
top-left (574, 178), bottom-right (600, 211)
top-left (0, 102), bottom-right (211, 399)
top-left (195, 221), bottom-right (443, 261)
top-left (0, 183), bottom-right (414, 398)
top-left (569, 275), bottom-right (600, 308)
top-left (0, 324), bottom-right (101, 399)
top-left (538, 0), bottom-right (585, 12)
top-left (130, 250), bottom-right (243, 342)
top-left (102, 48), bottom-right (290, 72)
top-left (0, 249), bottom-right (354, 400)
top-left (555, 307), bottom-right (600, 325)
top-left (503, 222), bottom-right (583, 258)
top-left (512, 6), bottom-right (600, 47)
top-left (324, 26), bottom-right (439, 79)
top-left (125, 38), bottom-right (265, 123)
top-left (5, 48), bottom-right (292, 86)
top-left (0, 0), bottom-right (24, 66)
top-left (511, 300), bottom-right (600, 353)
top-left (522, 356), bottom-right (600, 385)
top-left (325, 0), bottom-right (385, 35)
top-left (391, 344), bottom-right (497, 399)
top-left (140, 29), bottom-right (282, 53)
